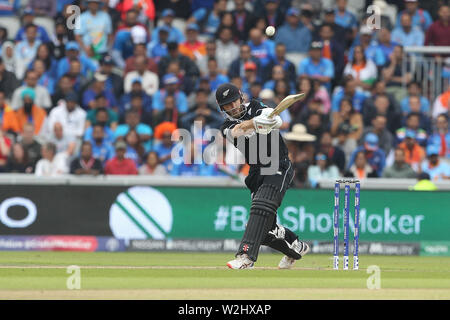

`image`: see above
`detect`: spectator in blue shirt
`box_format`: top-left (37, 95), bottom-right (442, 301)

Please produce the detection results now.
top-left (248, 28), bottom-right (275, 68)
top-left (115, 109), bottom-right (153, 153)
top-left (74, 0), bottom-right (113, 59)
top-left (298, 41), bottom-right (334, 92)
top-left (15, 7), bottom-right (50, 43)
top-left (56, 41), bottom-right (98, 81)
top-left (153, 130), bottom-right (176, 171)
top-left (147, 26), bottom-right (169, 63)
top-left (395, 0), bottom-right (433, 32)
top-left (152, 73), bottom-right (188, 114)
top-left (348, 133), bottom-right (386, 177)
top-left (151, 9), bottom-right (185, 44)
top-left (331, 76), bottom-right (367, 113)
top-left (171, 142), bottom-right (213, 176)
top-left (89, 124), bottom-right (115, 165)
top-left (391, 13), bottom-right (424, 47)
top-left (191, 0), bottom-right (226, 37)
top-left (274, 7), bottom-right (311, 54)
top-left (82, 72), bottom-right (118, 111)
top-left (119, 79), bottom-right (152, 117)
top-left (112, 10), bottom-right (142, 69)
top-left (204, 57), bottom-right (229, 91)
top-left (334, 0), bottom-right (358, 34)
top-left (421, 145), bottom-right (450, 180)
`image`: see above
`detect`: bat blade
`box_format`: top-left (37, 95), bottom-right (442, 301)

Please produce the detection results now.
top-left (268, 93), bottom-right (305, 118)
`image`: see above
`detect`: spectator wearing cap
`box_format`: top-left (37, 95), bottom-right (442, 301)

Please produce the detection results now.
top-left (104, 140), bottom-right (138, 175)
top-left (115, 109), bottom-right (153, 153)
top-left (99, 55), bottom-right (123, 100)
top-left (391, 12), bottom-right (424, 47)
top-left (228, 44), bottom-right (262, 79)
top-left (397, 129), bottom-right (425, 171)
top-left (307, 152), bottom-right (340, 188)
top-left (147, 26), bottom-right (170, 63)
top-left (151, 9), bottom-right (185, 44)
top-left (360, 114), bottom-right (394, 156)
top-left (298, 41), bottom-right (334, 91)
top-left (190, 0), bottom-right (227, 38)
top-left (45, 92), bottom-right (87, 140)
top-left (215, 26), bottom-right (240, 73)
top-left (343, 44), bottom-right (378, 92)
top-left (247, 28), bottom-right (275, 68)
top-left (274, 7), bottom-right (311, 54)
top-left (427, 113), bottom-right (450, 159)
top-left (124, 55), bottom-right (159, 96)
top-left (241, 61), bottom-right (259, 98)
top-left (74, 0), bottom-right (113, 59)
top-left (15, 7), bottom-right (51, 43)
top-left (334, 0), bottom-right (358, 37)
top-left (152, 73), bottom-right (188, 114)
top-left (382, 147), bottom-right (416, 179)
top-left (157, 42), bottom-right (200, 88)
top-left (395, 0), bottom-right (432, 32)
top-left (347, 133), bottom-right (386, 177)
top-left (56, 41), bottom-right (99, 81)
top-left (396, 112), bottom-right (428, 147)
top-left (425, 4), bottom-right (450, 48)
top-left (119, 78), bottom-right (152, 117)
top-left (0, 57), bottom-right (20, 100)
top-left (124, 43), bottom-right (158, 75)
top-left (14, 24), bottom-right (42, 80)
top-left (179, 24), bottom-right (206, 62)
top-left (421, 144), bottom-right (450, 180)
top-left (34, 142), bottom-right (69, 176)
top-left (82, 72), bottom-right (118, 111)
top-left (70, 141), bottom-right (103, 176)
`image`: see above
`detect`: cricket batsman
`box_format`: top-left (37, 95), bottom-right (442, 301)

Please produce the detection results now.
top-left (216, 83), bottom-right (309, 269)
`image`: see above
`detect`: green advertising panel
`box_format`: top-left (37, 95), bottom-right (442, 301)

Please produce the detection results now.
top-left (131, 187), bottom-right (450, 242)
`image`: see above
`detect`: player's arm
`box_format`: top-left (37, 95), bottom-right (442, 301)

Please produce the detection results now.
top-left (230, 120), bottom-right (256, 138)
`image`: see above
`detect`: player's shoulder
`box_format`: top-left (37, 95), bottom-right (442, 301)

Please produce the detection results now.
top-left (247, 99), bottom-right (269, 117)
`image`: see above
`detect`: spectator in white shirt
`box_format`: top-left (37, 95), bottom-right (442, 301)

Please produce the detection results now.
top-left (47, 122), bottom-right (78, 161)
top-left (34, 142), bottom-right (69, 176)
top-left (45, 92), bottom-right (87, 139)
top-left (124, 55), bottom-right (159, 96)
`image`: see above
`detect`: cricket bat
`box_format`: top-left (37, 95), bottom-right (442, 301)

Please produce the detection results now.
top-left (268, 93), bottom-right (305, 118)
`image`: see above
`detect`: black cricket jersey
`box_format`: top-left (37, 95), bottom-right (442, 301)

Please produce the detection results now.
top-left (220, 99), bottom-right (290, 170)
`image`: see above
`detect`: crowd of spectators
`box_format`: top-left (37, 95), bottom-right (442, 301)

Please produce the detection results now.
top-left (0, 0), bottom-right (449, 187)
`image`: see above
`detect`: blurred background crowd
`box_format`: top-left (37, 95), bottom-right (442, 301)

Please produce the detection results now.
top-left (0, 0), bottom-right (449, 188)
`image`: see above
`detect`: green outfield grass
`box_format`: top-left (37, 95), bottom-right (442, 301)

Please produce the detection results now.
top-left (0, 252), bottom-right (449, 299)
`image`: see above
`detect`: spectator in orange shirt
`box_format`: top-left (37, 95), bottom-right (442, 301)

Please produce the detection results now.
top-left (397, 129), bottom-right (425, 172)
top-left (0, 91), bottom-right (20, 134)
top-left (104, 140), bottom-right (138, 175)
top-left (13, 88), bottom-right (47, 135)
top-left (178, 24), bottom-right (206, 62)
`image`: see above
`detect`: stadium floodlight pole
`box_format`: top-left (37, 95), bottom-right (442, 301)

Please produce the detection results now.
top-left (353, 181), bottom-right (361, 270)
top-left (343, 181), bottom-right (350, 270)
top-left (333, 180), bottom-right (340, 270)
